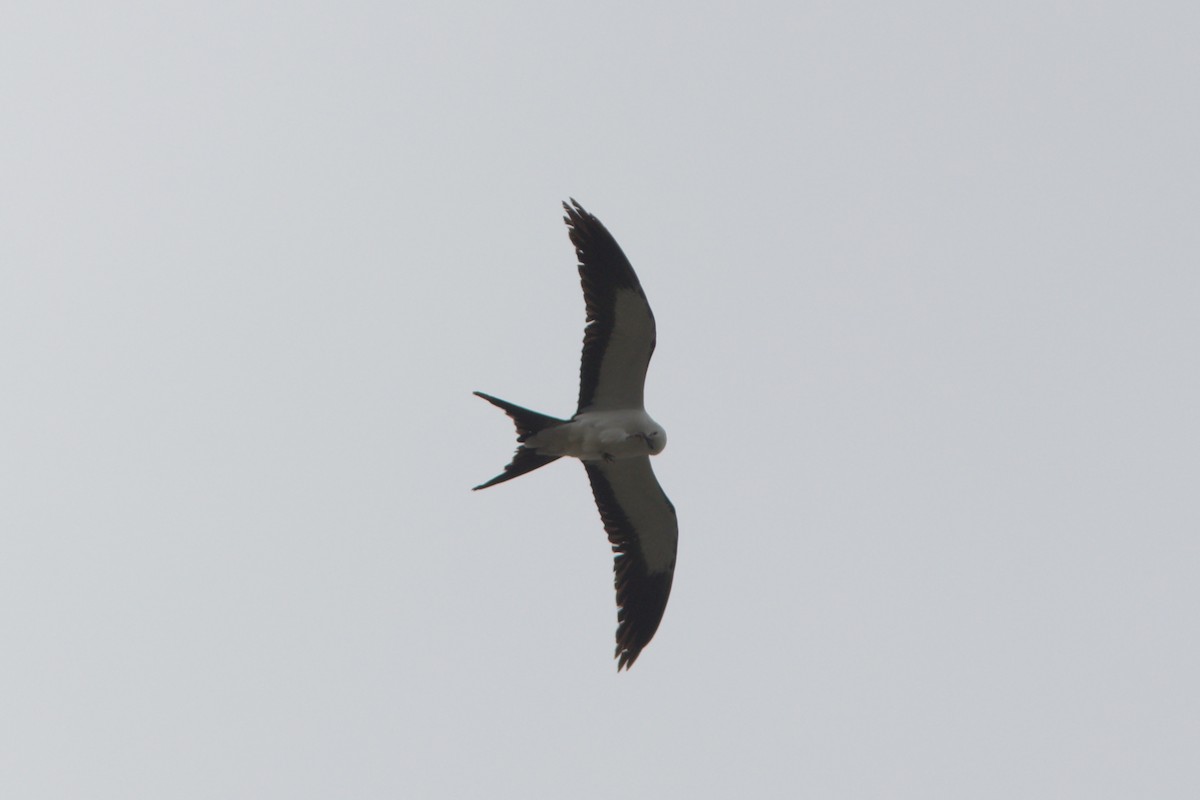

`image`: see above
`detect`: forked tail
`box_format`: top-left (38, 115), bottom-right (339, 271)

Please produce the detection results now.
top-left (472, 391), bottom-right (566, 490)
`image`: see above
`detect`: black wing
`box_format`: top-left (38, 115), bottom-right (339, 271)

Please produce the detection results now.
top-left (584, 456), bottom-right (678, 670)
top-left (564, 200), bottom-right (657, 415)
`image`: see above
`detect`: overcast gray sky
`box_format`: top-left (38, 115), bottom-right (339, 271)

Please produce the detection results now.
top-left (3, 2), bottom-right (1198, 798)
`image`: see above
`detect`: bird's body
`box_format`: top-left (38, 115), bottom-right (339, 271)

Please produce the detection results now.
top-left (473, 200), bottom-right (677, 670)
top-left (525, 409), bottom-right (666, 461)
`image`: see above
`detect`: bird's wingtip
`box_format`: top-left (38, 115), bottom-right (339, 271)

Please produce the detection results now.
top-left (615, 646), bottom-right (640, 672)
top-left (563, 197), bottom-right (589, 221)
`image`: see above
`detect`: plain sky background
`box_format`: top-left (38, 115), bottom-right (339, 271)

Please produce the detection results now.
top-left (3, 2), bottom-right (1198, 798)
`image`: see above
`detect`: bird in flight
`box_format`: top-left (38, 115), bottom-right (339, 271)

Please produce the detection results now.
top-left (474, 199), bottom-right (677, 671)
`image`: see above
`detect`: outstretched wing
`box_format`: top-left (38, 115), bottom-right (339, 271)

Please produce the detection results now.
top-left (583, 456), bottom-right (678, 670)
top-left (564, 200), bottom-right (657, 415)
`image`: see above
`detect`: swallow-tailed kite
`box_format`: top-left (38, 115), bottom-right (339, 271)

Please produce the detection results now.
top-left (474, 199), bottom-right (677, 671)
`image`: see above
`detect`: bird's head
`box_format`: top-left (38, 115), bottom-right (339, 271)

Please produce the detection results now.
top-left (643, 429), bottom-right (667, 455)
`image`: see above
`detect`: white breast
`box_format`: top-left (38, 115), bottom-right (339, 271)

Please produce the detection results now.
top-left (527, 409), bottom-right (661, 461)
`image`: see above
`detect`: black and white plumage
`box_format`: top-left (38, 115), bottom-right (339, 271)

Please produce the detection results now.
top-left (474, 199), bottom-right (677, 671)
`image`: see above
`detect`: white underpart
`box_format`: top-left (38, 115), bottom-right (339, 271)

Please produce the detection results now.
top-left (595, 457), bottom-right (678, 572)
top-left (526, 408), bottom-right (666, 461)
top-left (581, 289), bottom-right (655, 413)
